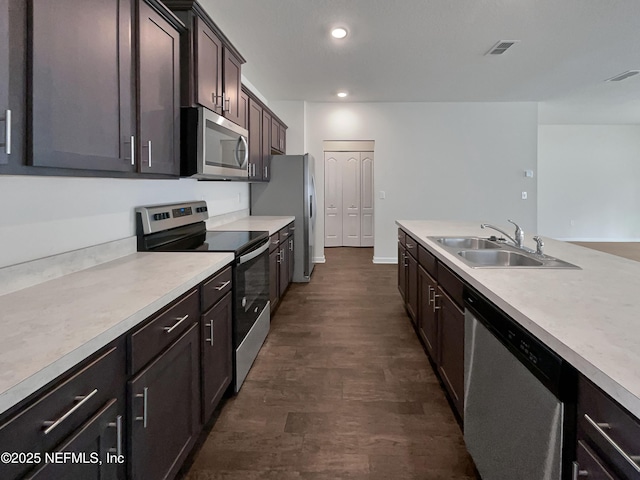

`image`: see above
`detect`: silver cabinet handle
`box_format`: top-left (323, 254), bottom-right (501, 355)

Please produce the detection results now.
top-left (135, 387), bottom-right (148, 428)
top-left (276, 249), bottom-right (282, 263)
top-left (205, 320), bottom-right (214, 346)
top-left (223, 95), bottom-right (230, 113)
top-left (272, 239), bottom-right (279, 246)
top-left (427, 285), bottom-right (434, 305)
top-left (2, 109), bottom-right (11, 155)
top-left (131, 135), bottom-right (135, 166)
top-left (432, 292), bottom-right (441, 312)
top-left (264, 166), bottom-right (268, 178)
top-left (164, 314), bottom-right (189, 333)
top-left (43, 389), bottom-right (98, 434)
top-left (289, 239), bottom-right (293, 251)
top-left (406, 242), bottom-right (414, 249)
top-left (108, 415), bottom-right (123, 456)
top-left (214, 280), bottom-right (231, 291)
top-left (584, 414), bottom-right (640, 473)
top-left (147, 140), bottom-right (152, 167)
top-left (571, 461), bottom-right (588, 479)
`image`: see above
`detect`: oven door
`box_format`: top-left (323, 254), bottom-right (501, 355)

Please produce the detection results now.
top-left (234, 239), bottom-right (270, 347)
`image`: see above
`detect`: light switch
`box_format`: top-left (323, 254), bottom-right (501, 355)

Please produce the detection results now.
top-left (379, 191), bottom-right (386, 199)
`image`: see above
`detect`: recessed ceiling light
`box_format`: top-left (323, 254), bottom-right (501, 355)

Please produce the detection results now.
top-left (331, 27), bottom-right (348, 39)
top-left (337, 91), bottom-right (348, 98)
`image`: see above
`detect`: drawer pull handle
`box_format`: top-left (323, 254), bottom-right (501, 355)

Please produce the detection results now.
top-left (164, 314), bottom-right (189, 333)
top-left (214, 280), bottom-right (231, 291)
top-left (205, 321), bottom-right (214, 346)
top-left (108, 415), bottom-right (123, 456)
top-left (135, 387), bottom-right (148, 428)
top-left (2, 109), bottom-right (11, 155)
top-left (432, 293), bottom-right (441, 312)
top-left (43, 388), bottom-right (98, 434)
top-left (289, 239), bottom-right (293, 251)
top-left (427, 285), bottom-right (434, 305)
top-left (584, 413), bottom-right (640, 473)
top-left (406, 243), bottom-right (414, 249)
top-left (571, 461), bottom-right (588, 479)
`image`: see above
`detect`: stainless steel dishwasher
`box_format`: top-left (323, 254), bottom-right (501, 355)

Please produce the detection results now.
top-left (463, 288), bottom-right (577, 480)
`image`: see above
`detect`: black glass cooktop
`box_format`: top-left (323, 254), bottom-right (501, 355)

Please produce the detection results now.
top-left (154, 230), bottom-right (269, 256)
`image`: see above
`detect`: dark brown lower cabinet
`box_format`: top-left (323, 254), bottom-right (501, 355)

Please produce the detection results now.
top-left (201, 292), bottom-right (232, 422)
top-left (418, 265), bottom-right (438, 361)
top-left (436, 287), bottom-right (464, 418)
top-left (288, 233), bottom-right (295, 284)
top-left (575, 441), bottom-right (619, 480)
top-left (278, 246), bottom-right (288, 296)
top-left (29, 399), bottom-right (122, 480)
top-left (269, 248), bottom-right (279, 312)
top-left (129, 323), bottom-right (200, 480)
top-left (406, 251), bottom-right (418, 325)
top-left (398, 244), bottom-right (406, 301)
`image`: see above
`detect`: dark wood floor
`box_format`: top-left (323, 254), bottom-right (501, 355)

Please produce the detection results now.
top-left (184, 247), bottom-right (476, 479)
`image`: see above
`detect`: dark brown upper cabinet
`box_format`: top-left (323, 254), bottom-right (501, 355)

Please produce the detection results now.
top-left (0, 0), bottom-right (9, 166)
top-left (262, 109), bottom-right (271, 181)
top-left (29, 0), bottom-right (134, 172)
top-left (163, 1), bottom-right (245, 127)
top-left (138, 0), bottom-right (181, 175)
top-left (239, 89), bottom-right (249, 130)
top-left (247, 97), bottom-right (262, 181)
top-left (0, 0), bottom-right (183, 178)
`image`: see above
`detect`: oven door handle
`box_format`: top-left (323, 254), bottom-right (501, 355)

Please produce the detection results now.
top-left (238, 240), bottom-right (269, 265)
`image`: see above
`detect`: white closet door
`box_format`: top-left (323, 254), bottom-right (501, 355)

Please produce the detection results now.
top-left (360, 153), bottom-right (374, 247)
top-left (324, 152), bottom-right (342, 247)
top-left (342, 153), bottom-right (361, 246)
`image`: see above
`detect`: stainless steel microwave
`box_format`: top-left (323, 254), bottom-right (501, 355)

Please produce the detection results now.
top-left (181, 106), bottom-right (249, 180)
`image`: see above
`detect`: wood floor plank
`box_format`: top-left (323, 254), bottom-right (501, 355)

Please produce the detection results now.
top-left (182, 247), bottom-right (476, 479)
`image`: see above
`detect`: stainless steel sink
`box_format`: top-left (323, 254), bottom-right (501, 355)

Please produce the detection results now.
top-left (427, 235), bottom-right (580, 269)
top-left (458, 250), bottom-right (543, 267)
top-left (434, 237), bottom-right (501, 249)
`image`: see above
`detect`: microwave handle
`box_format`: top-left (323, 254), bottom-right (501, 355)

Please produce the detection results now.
top-left (236, 136), bottom-right (248, 168)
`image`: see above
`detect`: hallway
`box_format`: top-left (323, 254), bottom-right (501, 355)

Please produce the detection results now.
top-left (184, 247), bottom-right (476, 479)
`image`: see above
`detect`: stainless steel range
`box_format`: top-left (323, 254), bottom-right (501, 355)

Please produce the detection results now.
top-left (135, 201), bottom-right (270, 392)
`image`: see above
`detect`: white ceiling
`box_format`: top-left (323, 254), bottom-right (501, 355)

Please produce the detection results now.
top-left (200, 0), bottom-right (640, 108)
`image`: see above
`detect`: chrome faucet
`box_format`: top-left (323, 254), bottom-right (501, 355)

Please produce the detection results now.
top-left (533, 236), bottom-right (544, 255)
top-left (481, 219), bottom-right (524, 248)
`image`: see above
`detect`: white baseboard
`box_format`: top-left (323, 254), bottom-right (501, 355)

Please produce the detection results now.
top-left (313, 256), bottom-right (326, 264)
top-left (373, 256), bottom-right (397, 264)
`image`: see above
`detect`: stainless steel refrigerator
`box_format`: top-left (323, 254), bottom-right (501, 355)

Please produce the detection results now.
top-left (250, 154), bottom-right (316, 282)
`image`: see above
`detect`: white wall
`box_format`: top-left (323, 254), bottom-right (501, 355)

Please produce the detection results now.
top-left (305, 102), bottom-right (539, 262)
top-left (0, 176), bottom-right (248, 268)
top-left (538, 125), bottom-right (640, 240)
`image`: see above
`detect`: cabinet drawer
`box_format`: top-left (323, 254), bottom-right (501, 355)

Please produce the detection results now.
top-left (576, 440), bottom-right (619, 480)
top-left (438, 262), bottom-right (464, 309)
top-left (129, 288), bottom-right (199, 375)
top-left (405, 234), bottom-right (418, 259)
top-left (578, 375), bottom-right (640, 480)
top-left (279, 226), bottom-right (290, 242)
top-left (418, 245), bottom-right (437, 278)
top-left (201, 266), bottom-right (232, 313)
top-left (0, 345), bottom-right (124, 480)
top-left (397, 228), bottom-right (406, 246)
top-left (269, 233), bottom-right (280, 253)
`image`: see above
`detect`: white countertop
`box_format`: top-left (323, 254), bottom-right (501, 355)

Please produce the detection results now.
top-left (208, 215), bottom-right (295, 236)
top-left (0, 251), bottom-right (234, 416)
top-left (397, 220), bottom-right (640, 419)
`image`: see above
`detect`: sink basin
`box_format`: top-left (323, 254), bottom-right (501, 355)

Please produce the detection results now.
top-left (434, 237), bottom-right (501, 249)
top-left (458, 250), bottom-right (544, 267)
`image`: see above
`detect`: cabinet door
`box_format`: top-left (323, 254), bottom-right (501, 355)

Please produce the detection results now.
top-left (0, 0), bottom-right (9, 165)
top-left (398, 244), bottom-right (406, 301)
top-left (239, 90), bottom-right (249, 130)
top-left (201, 292), bottom-right (232, 422)
top-left (222, 49), bottom-right (242, 125)
top-left (269, 248), bottom-right (279, 312)
top-left (29, 400), bottom-right (123, 480)
top-left (279, 247), bottom-right (288, 297)
top-left (418, 266), bottom-right (439, 362)
top-left (262, 110), bottom-right (271, 181)
top-left (342, 153), bottom-right (361, 246)
top-left (129, 323), bottom-right (200, 480)
top-left (406, 252), bottom-right (418, 324)
top-left (195, 18), bottom-right (222, 114)
top-left (29, 0), bottom-right (133, 172)
top-left (248, 98), bottom-right (262, 181)
top-left (138, 0), bottom-right (180, 176)
top-left (575, 441), bottom-right (619, 480)
top-left (288, 229), bottom-right (295, 284)
top-left (279, 126), bottom-right (286, 153)
top-left (437, 288), bottom-right (464, 418)
top-left (271, 118), bottom-right (279, 152)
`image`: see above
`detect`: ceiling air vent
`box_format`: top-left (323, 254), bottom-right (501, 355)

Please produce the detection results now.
top-left (486, 40), bottom-right (519, 56)
top-left (606, 70), bottom-right (640, 82)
